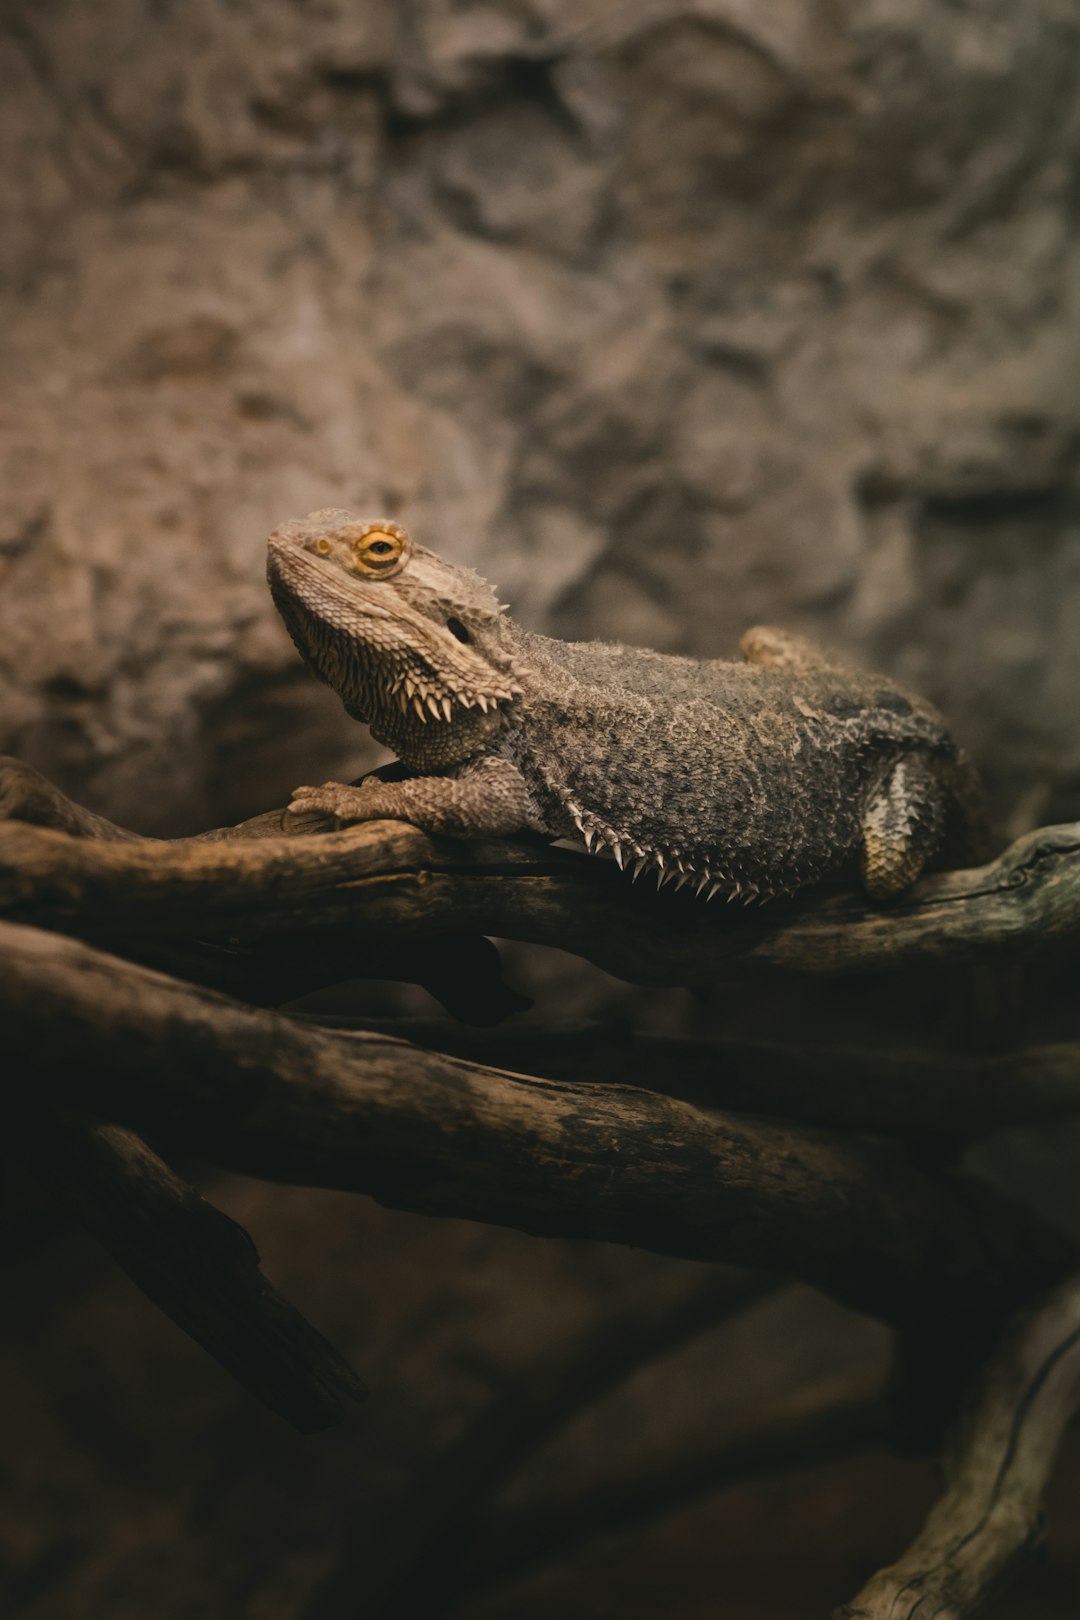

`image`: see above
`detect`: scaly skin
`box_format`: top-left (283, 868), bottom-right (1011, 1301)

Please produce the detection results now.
top-left (267, 510), bottom-right (989, 901)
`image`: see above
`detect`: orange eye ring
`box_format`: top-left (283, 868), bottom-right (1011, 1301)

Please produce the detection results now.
top-left (351, 520), bottom-right (410, 576)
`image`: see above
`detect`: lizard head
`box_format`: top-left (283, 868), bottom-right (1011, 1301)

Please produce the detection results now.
top-left (266, 509), bottom-right (521, 730)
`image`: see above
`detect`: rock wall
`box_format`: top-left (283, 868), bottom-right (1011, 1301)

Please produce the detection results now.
top-left (3, 0), bottom-right (1079, 832)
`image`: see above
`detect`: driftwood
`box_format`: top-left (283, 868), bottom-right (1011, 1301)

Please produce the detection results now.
top-left (838, 1271), bottom-right (1080, 1619)
top-left (16, 1109), bottom-right (368, 1431)
top-left (4, 921), bottom-right (1075, 1341)
top-left (310, 1015), bottom-right (1080, 1143)
top-left (1, 758), bottom-right (1079, 985)
top-left (3, 755), bottom-right (1080, 1618)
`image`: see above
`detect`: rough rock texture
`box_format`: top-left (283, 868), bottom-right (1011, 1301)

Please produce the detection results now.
top-left (3, 0), bottom-right (1080, 834)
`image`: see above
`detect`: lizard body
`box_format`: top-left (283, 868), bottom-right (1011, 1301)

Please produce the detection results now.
top-left (267, 510), bottom-right (988, 901)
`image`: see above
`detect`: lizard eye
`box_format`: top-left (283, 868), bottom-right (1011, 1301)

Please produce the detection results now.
top-left (351, 522), bottom-right (410, 576)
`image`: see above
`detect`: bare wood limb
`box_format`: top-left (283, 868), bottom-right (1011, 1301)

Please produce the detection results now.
top-left (0, 763), bottom-right (528, 1019)
top-left (450, 1372), bottom-right (889, 1604)
top-left (0, 756), bottom-right (145, 842)
top-left (838, 1272), bottom-right (1080, 1620)
top-left (2, 921), bottom-right (1074, 1341)
top-left (1, 788), bottom-right (1078, 984)
top-left (308, 1270), bottom-right (779, 1620)
top-left (310, 1016), bottom-right (1080, 1142)
top-left (16, 1108), bottom-right (368, 1432)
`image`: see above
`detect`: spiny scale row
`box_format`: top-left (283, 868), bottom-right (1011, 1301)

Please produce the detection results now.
top-left (389, 676), bottom-right (504, 724)
top-left (556, 788), bottom-right (776, 904)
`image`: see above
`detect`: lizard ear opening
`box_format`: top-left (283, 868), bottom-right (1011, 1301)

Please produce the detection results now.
top-left (351, 522), bottom-right (411, 577)
top-left (446, 617), bottom-right (471, 644)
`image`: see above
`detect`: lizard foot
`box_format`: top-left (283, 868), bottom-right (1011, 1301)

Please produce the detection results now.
top-left (287, 781), bottom-right (385, 825)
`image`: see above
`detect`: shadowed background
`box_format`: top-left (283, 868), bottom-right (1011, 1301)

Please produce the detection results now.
top-left (3, 3), bottom-right (1080, 1617)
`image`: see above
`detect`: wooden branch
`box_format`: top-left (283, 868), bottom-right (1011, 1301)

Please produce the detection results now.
top-left (8, 763), bottom-right (1080, 1136)
top-left (308, 1270), bottom-right (779, 1619)
top-left (311, 1016), bottom-right (1080, 1142)
top-left (0, 756), bottom-right (144, 843)
top-left (451, 1372), bottom-right (888, 1602)
top-left (16, 1108), bottom-right (367, 1432)
top-left (838, 1271), bottom-right (1080, 1619)
top-left (3, 921), bottom-right (1074, 1341)
top-left (1, 781), bottom-right (1078, 984)
top-left (0, 763), bottom-right (529, 1018)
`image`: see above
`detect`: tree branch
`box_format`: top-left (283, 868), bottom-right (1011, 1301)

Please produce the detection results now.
top-left (838, 1271), bottom-right (1080, 1619)
top-left (0, 786), bottom-right (1077, 985)
top-left (0, 756), bottom-right (144, 843)
top-left (16, 1108), bottom-right (367, 1432)
top-left (309, 1016), bottom-right (1080, 1143)
top-left (3, 921), bottom-right (1074, 1344)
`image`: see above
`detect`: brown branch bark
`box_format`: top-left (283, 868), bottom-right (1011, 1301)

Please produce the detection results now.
top-left (838, 1272), bottom-right (1080, 1620)
top-left (2, 920), bottom-right (1074, 1343)
top-left (15, 1108), bottom-right (368, 1432)
top-left (0, 756), bottom-right (144, 843)
top-left (312, 1015), bottom-right (1080, 1142)
top-left (0, 760), bottom-right (528, 1018)
top-left (1, 776), bottom-right (1077, 984)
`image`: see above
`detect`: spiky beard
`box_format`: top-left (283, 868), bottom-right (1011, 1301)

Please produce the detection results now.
top-left (382, 659), bottom-right (502, 725)
top-left (273, 586), bottom-right (500, 731)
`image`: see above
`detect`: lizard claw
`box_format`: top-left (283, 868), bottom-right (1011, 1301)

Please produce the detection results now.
top-left (287, 781), bottom-right (380, 825)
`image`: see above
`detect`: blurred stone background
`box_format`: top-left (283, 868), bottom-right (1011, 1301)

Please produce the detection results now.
top-left (4, 3), bottom-right (1080, 1618)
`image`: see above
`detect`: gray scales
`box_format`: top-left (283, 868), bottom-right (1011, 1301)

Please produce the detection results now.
top-left (267, 510), bottom-right (989, 901)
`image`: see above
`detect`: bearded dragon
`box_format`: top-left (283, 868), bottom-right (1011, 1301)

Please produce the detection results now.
top-left (267, 510), bottom-right (988, 901)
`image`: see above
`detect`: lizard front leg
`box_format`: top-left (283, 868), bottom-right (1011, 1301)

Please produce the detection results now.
top-left (287, 756), bottom-right (543, 839)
